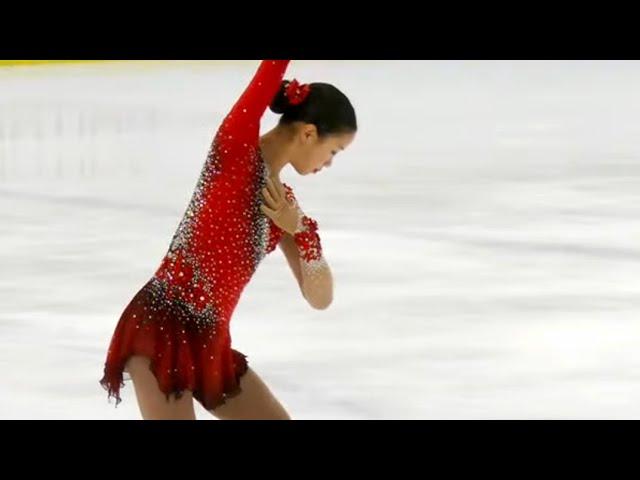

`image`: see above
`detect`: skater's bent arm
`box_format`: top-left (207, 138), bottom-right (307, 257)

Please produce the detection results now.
top-left (278, 233), bottom-right (304, 289)
top-left (300, 258), bottom-right (333, 310)
top-left (278, 233), bottom-right (333, 310)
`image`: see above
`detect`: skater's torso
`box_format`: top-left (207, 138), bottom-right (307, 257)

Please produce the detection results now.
top-left (152, 141), bottom-right (290, 322)
top-left (150, 60), bottom-right (293, 331)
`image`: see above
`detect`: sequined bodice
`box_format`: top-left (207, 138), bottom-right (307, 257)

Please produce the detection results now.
top-left (151, 61), bottom-right (293, 325)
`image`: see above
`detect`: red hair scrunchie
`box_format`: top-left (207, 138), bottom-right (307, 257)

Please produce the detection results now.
top-left (284, 79), bottom-right (311, 106)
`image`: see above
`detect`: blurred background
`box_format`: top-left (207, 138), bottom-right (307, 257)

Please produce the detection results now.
top-left (0, 60), bottom-right (638, 419)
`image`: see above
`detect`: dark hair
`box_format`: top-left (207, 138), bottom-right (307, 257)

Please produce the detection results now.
top-left (269, 81), bottom-right (357, 137)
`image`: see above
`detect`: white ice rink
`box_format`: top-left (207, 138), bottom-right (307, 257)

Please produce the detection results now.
top-left (0, 60), bottom-right (639, 419)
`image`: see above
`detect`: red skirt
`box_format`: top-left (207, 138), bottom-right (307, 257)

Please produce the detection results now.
top-left (99, 277), bottom-right (248, 411)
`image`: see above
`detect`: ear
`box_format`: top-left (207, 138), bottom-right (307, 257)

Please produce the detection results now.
top-left (301, 123), bottom-right (319, 144)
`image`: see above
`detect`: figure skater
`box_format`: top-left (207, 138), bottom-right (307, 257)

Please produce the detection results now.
top-left (100, 60), bottom-right (357, 419)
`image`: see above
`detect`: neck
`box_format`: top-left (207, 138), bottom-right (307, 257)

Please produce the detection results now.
top-left (259, 126), bottom-right (293, 180)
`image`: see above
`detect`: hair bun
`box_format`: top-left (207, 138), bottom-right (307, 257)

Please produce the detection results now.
top-left (269, 80), bottom-right (291, 114)
top-left (269, 79), bottom-right (311, 114)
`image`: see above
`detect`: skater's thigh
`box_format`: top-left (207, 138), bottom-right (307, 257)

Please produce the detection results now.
top-left (210, 367), bottom-right (291, 420)
top-left (125, 355), bottom-right (196, 420)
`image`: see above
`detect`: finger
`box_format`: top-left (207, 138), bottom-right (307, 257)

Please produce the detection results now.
top-left (271, 184), bottom-right (284, 206)
top-left (273, 178), bottom-right (286, 197)
top-left (262, 187), bottom-right (278, 208)
top-left (260, 203), bottom-right (278, 217)
top-left (265, 177), bottom-right (282, 202)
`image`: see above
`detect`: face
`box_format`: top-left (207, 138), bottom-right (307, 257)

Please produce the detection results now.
top-left (291, 124), bottom-right (356, 176)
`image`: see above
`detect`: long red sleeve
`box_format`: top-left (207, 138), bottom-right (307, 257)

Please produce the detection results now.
top-left (219, 60), bottom-right (291, 140)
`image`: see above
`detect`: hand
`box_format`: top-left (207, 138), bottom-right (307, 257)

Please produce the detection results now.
top-left (260, 177), bottom-right (303, 235)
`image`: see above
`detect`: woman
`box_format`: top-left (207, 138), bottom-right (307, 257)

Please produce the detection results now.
top-left (100, 60), bottom-right (357, 420)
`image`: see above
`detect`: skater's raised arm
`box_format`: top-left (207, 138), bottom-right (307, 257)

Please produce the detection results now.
top-left (219, 60), bottom-right (291, 139)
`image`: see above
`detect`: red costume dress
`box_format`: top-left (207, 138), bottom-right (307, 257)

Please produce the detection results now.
top-left (99, 60), bottom-right (314, 411)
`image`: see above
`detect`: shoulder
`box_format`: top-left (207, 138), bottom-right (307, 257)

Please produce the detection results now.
top-left (211, 126), bottom-right (259, 163)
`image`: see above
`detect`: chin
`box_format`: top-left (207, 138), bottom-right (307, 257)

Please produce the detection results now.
top-left (293, 164), bottom-right (308, 175)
